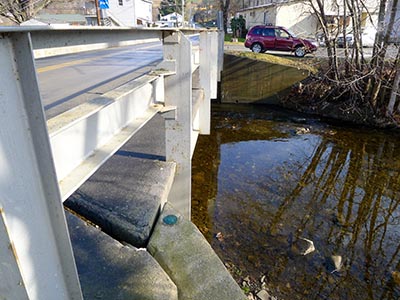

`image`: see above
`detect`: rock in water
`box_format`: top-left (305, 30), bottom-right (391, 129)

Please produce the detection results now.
top-left (325, 255), bottom-right (343, 273)
top-left (300, 237), bottom-right (315, 255)
top-left (331, 255), bottom-right (342, 272)
top-left (392, 271), bottom-right (400, 285)
top-left (256, 290), bottom-right (271, 300)
top-left (290, 237), bottom-right (315, 256)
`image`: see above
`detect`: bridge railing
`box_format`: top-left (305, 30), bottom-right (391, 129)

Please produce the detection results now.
top-left (0, 27), bottom-right (223, 299)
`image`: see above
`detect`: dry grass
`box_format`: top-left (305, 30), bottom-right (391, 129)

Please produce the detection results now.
top-left (226, 50), bottom-right (319, 74)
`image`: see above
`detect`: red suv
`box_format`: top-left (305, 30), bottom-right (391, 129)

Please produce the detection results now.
top-left (244, 25), bottom-right (317, 57)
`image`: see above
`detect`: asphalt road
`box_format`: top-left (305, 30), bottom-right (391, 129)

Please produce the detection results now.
top-left (36, 41), bottom-right (163, 119)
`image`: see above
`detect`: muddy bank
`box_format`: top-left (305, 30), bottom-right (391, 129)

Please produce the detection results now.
top-left (278, 76), bottom-right (399, 129)
top-left (221, 52), bottom-right (399, 129)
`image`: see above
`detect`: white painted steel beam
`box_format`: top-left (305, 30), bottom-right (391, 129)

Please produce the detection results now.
top-left (199, 31), bottom-right (212, 135)
top-left (30, 28), bottom-right (162, 58)
top-left (210, 31), bottom-right (220, 99)
top-left (161, 31), bottom-right (194, 219)
top-left (47, 75), bottom-right (161, 201)
top-left (0, 211), bottom-right (29, 299)
top-left (0, 26), bottom-right (221, 298)
top-left (0, 27), bottom-right (205, 59)
top-left (0, 32), bottom-right (82, 300)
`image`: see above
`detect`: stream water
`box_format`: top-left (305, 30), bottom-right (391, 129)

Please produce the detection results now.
top-left (191, 104), bottom-right (400, 300)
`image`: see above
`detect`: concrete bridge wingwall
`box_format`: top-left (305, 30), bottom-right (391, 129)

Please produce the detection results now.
top-left (221, 53), bottom-right (312, 104)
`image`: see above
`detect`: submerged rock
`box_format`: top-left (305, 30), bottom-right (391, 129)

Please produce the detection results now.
top-left (289, 236), bottom-right (315, 256)
top-left (256, 289), bottom-right (271, 300)
top-left (392, 271), bottom-right (400, 286)
top-left (295, 127), bottom-right (310, 135)
top-left (331, 255), bottom-right (343, 272)
top-left (215, 232), bottom-right (224, 241)
top-left (325, 255), bottom-right (343, 273)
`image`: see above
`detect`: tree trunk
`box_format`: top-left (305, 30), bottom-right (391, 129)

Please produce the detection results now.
top-left (346, 0), bottom-right (364, 69)
top-left (387, 65), bottom-right (400, 116)
top-left (370, 0), bottom-right (398, 107)
top-left (392, 48), bottom-right (400, 114)
top-left (372, 0), bottom-right (388, 62)
top-left (309, 0), bottom-right (339, 80)
top-left (219, 0), bottom-right (230, 33)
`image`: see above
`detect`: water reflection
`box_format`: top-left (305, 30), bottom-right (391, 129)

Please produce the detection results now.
top-left (191, 105), bottom-right (400, 300)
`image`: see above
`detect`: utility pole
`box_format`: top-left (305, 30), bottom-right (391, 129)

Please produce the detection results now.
top-left (182, 0), bottom-right (184, 27)
top-left (95, 0), bottom-right (101, 25)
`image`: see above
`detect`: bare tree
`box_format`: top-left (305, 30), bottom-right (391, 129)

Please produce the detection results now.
top-left (219, 0), bottom-right (230, 32)
top-left (306, 0), bottom-right (400, 120)
top-left (369, 0), bottom-right (399, 108)
top-left (387, 48), bottom-right (400, 115)
top-left (0, 0), bottom-right (51, 24)
top-left (219, 0), bottom-right (243, 33)
top-left (308, 0), bottom-right (340, 79)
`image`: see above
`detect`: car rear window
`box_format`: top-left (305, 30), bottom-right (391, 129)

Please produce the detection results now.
top-left (251, 28), bottom-right (263, 35)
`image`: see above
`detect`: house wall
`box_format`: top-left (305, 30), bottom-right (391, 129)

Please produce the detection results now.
top-left (311, 0), bottom-right (378, 29)
top-left (241, 6), bottom-right (277, 29)
top-left (108, 0), bottom-right (136, 26)
top-left (240, 0), bottom-right (381, 38)
top-left (135, 0), bottom-right (153, 24)
top-left (275, 3), bottom-right (318, 38)
top-left (106, 0), bottom-right (153, 26)
top-left (241, 2), bottom-right (318, 38)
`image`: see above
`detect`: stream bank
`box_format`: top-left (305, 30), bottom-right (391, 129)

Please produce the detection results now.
top-left (221, 51), bottom-right (399, 129)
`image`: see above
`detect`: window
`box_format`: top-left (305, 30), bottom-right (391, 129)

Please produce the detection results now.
top-left (275, 29), bottom-right (289, 38)
top-left (262, 28), bottom-right (275, 37)
top-left (251, 28), bottom-right (263, 35)
top-left (263, 12), bottom-right (268, 24)
top-left (118, 0), bottom-right (123, 5)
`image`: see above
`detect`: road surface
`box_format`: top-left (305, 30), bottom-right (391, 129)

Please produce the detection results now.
top-left (36, 41), bottom-right (163, 119)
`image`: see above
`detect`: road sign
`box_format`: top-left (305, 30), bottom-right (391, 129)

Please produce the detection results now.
top-left (99, 0), bottom-right (109, 9)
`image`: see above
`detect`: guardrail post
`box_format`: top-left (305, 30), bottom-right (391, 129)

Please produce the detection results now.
top-left (0, 32), bottom-right (82, 299)
top-left (161, 31), bottom-right (193, 219)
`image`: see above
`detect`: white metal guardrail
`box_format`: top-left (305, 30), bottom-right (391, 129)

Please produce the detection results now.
top-left (0, 26), bottom-right (223, 299)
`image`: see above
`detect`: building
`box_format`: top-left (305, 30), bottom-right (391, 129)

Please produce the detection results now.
top-left (0, 0), bottom-right (152, 27)
top-left (237, 0), bottom-right (380, 38)
top-left (100, 0), bottom-right (153, 26)
top-left (156, 12), bottom-right (182, 27)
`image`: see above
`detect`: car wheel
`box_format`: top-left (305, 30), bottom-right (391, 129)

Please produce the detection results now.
top-left (251, 43), bottom-right (263, 53)
top-left (294, 46), bottom-right (306, 57)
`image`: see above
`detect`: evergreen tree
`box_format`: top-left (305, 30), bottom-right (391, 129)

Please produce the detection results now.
top-left (159, 0), bottom-right (182, 17)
